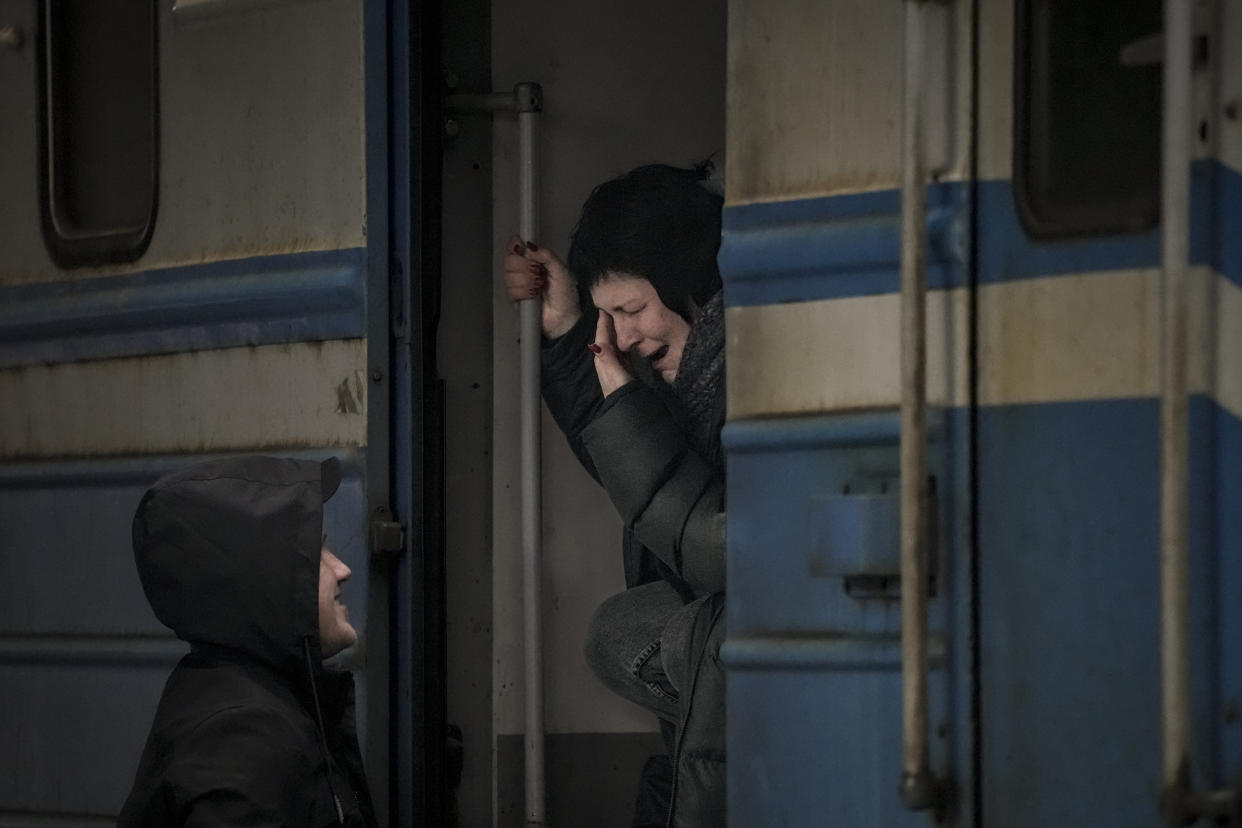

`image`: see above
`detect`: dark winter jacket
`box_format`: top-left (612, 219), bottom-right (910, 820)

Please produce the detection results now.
top-left (118, 456), bottom-right (377, 828)
top-left (542, 307), bottom-right (726, 598)
top-left (542, 307), bottom-right (727, 827)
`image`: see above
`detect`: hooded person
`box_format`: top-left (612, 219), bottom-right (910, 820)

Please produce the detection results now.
top-left (118, 455), bottom-right (377, 828)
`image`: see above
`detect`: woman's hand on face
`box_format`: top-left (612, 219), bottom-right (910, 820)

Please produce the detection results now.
top-left (503, 235), bottom-right (581, 339)
top-left (590, 310), bottom-right (635, 397)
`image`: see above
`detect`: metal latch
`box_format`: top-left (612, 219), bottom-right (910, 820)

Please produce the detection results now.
top-left (807, 477), bottom-right (937, 600)
top-left (370, 507), bottom-right (405, 557)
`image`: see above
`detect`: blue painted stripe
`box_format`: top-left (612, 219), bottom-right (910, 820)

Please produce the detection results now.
top-left (1216, 160), bottom-right (1242, 291)
top-left (0, 247), bottom-right (366, 367)
top-left (721, 635), bottom-right (945, 672)
top-left (721, 160), bottom-right (1240, 307)
top-left (723, 411), bottom-right (898, 453)
top-left (0, 447), bottom-right (364, 490)
top-left (720, 183), bottom-right (967, 306)
top-left (724, 409), bottom-right (949, 453)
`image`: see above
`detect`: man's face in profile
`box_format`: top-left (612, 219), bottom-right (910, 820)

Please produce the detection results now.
top-left (318, 547), bottom-right (357, 657)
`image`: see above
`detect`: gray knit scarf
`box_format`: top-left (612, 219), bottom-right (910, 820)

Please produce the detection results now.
top-left (669, 290), bottom-right (726, 468)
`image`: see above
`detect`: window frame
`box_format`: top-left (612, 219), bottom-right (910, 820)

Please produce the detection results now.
top-left (37, 0), bottom-right (160, 268)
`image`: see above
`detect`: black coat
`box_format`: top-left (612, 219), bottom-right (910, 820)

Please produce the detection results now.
top-left (542, 308), bottom-right (726, 599)
top-left (118, 457), bottom-right (377, 828)
top-left (542, 308), bottom-right (727, 826)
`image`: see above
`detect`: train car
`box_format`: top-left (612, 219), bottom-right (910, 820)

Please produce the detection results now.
top-left (720, 0), bottom-right (1241, 825)
top-left (0, 0), bottom-right (431, 824)
top-left (1, 0), bottom-right (1237, 826)
top-left (1, 0), bottom-right (724, 825)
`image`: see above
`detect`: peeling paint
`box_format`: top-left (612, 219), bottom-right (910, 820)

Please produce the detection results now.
top-left (335, 370), bottom-right (366, 415)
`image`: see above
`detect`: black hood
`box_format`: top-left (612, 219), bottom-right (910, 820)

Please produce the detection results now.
top-left (133, 456), bottom-right (341, 672)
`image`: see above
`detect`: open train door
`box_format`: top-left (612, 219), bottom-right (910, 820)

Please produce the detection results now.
top-left (0, 1), bottom-right (442, 824)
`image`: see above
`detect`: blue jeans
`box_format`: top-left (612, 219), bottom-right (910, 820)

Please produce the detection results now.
top-left (583, 580), bottom-right (690, 723)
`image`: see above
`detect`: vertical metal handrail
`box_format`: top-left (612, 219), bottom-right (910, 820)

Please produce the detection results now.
top-left (445, 81), bottom-right (546, 826)
top-left (898, 0), bottom-right (936, 812)
top-left (516, 82), bottom-right (547, 828)
top-left (1159, 1), bottom-right (1193, 822)
top-left (1158, 2), bottom-right (1238, 822)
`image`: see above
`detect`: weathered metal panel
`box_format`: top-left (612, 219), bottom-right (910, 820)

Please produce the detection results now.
top-left (977, 0), bottom-right (1015, 182)
top-left (722, 411), bottom-right (967, 825)
top-left (0, 248), bottom-right (366, 368)
top-left (973, 398), bottom-right (1232, 826)
top-left (1216, 274), bottom-right (1242, 419)
top-left (726, 290), bottom-right (968, 419)
top-left (1, 0), bottom-right (365, 286)
top-left (721, 165), bottom-right (1240, 420)
top-left (0, 340), bottom-right (366, 459)
top-left (0, 664), bottom-right (173, 818)
top-left (726, 0), bottom-right (964, 206)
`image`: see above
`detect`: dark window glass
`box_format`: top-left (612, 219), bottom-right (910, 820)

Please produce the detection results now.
top-left (40, 0), bottom-right (159, 267)
top-left (1014, 0), bottom-right (1162, 237)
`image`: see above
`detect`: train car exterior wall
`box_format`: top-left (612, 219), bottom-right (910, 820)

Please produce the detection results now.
top-left (0, 1), bottom-right (375, 823)
top-left (720, 0), bottom-right (1242, 825)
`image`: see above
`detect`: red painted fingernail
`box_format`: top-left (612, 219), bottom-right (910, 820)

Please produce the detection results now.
top-left (588, 343), bottom-right (602, 354)
top-left (529, 288), bottom-right (539, 297)
top-left (526, 241), bottom-right (539, 251)
top-left (512, 243), bottom-right (524, 255)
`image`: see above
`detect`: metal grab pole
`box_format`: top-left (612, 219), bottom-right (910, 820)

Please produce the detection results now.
top-left (515, 82), bottom-right (547, 828)
top-left (898, 0), bottom-right (936, 813)
top-left (446, 81), bottom-right (546, 825)
top-left (1159, 1), bottom-right (1193, 822)
top-left (1157, 4), bottom-right (1238, 821)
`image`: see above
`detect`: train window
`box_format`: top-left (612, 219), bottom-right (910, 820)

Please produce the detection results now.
top-left (1013, 0), bottom-right (1162, 237)
top-left (39, 0), bottom-right (159, 267)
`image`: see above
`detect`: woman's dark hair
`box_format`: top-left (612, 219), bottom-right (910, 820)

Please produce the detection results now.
top-left (567, 160), bottom-right (723, 321)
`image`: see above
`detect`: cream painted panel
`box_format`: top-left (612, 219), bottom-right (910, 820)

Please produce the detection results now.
top-left (491, 0), bottom-right (726, 736)
top-left (1222, 2), bottom-right (1242, 173)
top-left (977, 0), bottom-right (1014, 181)
top-left (0, 340), bottom-right (366, 458)
top-left (1213, 275), bottom-right (1242, 420)
top-left (978, 268), bottom-right (1234, 413)
top-left (726, 0), bottom-right (968, 206)
top-left (976, 271), bottom-right (1159, 406)
top-left (3, 0), bottom-right (364, 286)
top-left (727, 268), bottom-right (1238, 419)
top-left (727, 0), bottom-right (899, 204)
top-left (726, 290), bottom-right (968, 418)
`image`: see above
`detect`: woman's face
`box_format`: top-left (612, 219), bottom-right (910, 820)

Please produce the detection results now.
top-left (591, 272), bottom-right (692, 384)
